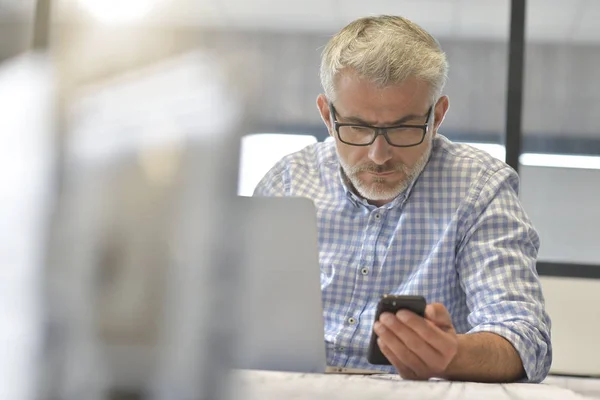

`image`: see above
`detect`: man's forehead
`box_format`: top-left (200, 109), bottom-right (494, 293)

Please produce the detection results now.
top-left (333, 71), bottom-right (431, 123)
top-left (333, 96), bottom-right (430, 126)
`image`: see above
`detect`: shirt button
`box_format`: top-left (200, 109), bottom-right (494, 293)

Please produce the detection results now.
top-left (374, 213), bottom-right (381, 220)
top-left (348, 317), bottom-right (357, 325)
top-left (361, 267), bottom-right (369, 275)
top-left (338, 346), bottom-right (345, 352)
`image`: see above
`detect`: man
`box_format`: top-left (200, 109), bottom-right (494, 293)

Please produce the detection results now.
top-left (254, 15), bottom-right (551, 383)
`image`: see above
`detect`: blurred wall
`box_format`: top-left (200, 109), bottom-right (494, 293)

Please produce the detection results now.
top-left (3, 25), bottom-right (600, 154)
top-left (197, 31), bottom-right (600, 155)
top-left (0, 20), bottom-right (31, 61)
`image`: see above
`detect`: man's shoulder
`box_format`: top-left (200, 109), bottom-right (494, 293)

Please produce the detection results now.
top-left (423, 135), bottom-right (519, 199)
top-left (431, 135), bottom-right (513, 178)
top-left (254, 140), bottom-right (338, 196)
top-left (273, 140), bottom-right (337, 173)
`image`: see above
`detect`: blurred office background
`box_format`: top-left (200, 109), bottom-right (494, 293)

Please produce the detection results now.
top-left (1, 0), bottom-right (599, 392)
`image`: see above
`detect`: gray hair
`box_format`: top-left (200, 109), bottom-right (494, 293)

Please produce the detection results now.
top-left (320, 15), bottom-right (449, 102)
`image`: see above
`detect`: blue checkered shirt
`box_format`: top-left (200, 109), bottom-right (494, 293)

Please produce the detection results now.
top-left (253, 135), bottom-right (552, 382)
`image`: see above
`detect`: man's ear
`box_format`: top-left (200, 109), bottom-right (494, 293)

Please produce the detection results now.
top-left (316, 94), bottom-right (334, 138)
top-left (433, 95), bottom-right (449, 136)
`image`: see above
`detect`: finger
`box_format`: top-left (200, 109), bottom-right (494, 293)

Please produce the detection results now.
top-left (375, 321), bottom-right (430, 378)
top-left (378, 338), bottom-right (418, 380)
top-left (378, 339), bottom-right (414, 377)
top-left (395, 309), bottom-right (456, 359)
top-left (425, 303), bottom-right (454, 331)
top-left (379, 312), bottom-right (446, 369)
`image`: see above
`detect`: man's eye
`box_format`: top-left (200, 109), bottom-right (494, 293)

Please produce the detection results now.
top-left (351, 126), bottom-right (370, 132)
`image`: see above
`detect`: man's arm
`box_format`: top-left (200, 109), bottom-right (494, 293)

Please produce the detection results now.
top-left (375, 304), bottom-right (525, 383)
top-left (444, 332), bottom-right (525, 382)
top-left (376, 166), bottom-right (551, 383)
top-left (455, 166), bottom-right (552, 382)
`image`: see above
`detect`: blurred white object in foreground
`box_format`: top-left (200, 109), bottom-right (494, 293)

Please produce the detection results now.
top-left (49, 50), bottom-right (244, 400)
top-left (0, 52), bottom-right (54, 400)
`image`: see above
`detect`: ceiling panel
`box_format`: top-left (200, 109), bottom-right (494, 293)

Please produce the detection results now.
top-left (219, 0), bottom-right (332, 14)
top-left (338, 0), bottom-right (457, 37)
top-left (45, 0), bottom-right (600, 43)
top-left (217, 0), bottom-right (339, 32)
top-left (454, 0), bottom-right (510, 40)
top-left (55, 0), bottom-right (227, 26)
top-left (147, 0), bottom-right (224, 26)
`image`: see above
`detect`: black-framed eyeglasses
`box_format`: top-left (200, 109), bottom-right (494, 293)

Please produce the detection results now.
top-left (329, 102), bottom-right (433, 147)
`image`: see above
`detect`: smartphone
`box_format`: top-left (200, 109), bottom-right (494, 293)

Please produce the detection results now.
top-left (366, 294), bottom-right (427, 365)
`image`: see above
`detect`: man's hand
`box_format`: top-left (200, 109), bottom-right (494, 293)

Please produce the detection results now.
top-left (374, 303), bottom-right (458, 380)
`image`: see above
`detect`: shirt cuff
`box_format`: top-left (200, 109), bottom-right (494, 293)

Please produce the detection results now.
top-left (467, 321), bottom-right (551, 383)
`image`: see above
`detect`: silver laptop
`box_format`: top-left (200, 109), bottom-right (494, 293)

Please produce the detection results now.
top-left (233, 196), bottom-right (328, 373)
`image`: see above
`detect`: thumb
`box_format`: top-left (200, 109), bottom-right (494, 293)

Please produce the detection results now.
top-left (425, 303), bottom-right (453, 331)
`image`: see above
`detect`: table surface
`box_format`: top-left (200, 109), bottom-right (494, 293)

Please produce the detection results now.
top-left (232, 370), bottom-right (600, 400)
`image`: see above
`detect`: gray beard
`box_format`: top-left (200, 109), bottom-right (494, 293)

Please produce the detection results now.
top-left (339, 143), bottom-right (432, 203)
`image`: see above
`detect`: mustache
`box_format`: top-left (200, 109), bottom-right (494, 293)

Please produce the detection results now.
top-left (348, 162), bottom-right (407, 174)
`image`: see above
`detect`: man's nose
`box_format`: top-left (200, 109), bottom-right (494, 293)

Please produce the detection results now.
top-left (368, 134), bottom-right (393, 165)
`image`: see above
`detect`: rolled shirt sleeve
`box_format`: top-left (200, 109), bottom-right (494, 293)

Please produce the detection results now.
top-left (456, 166), bottom-right (552, 382)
